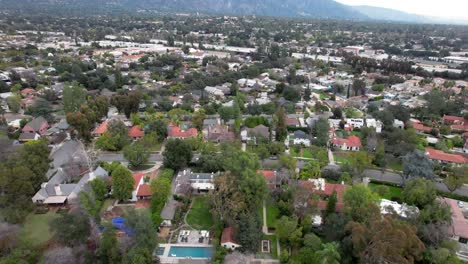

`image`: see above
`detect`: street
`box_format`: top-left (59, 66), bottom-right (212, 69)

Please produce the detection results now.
top-left (363, 169), bottom-right (468, 197)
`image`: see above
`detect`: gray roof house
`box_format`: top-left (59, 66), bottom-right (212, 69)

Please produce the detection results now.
top-left (32, 166), bottom-right (108, 205)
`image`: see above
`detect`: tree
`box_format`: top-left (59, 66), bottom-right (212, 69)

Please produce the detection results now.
top-left (255, 144), bottom-right (270, 161)
top-left (304, 87), bottom-right (311, 101)
top-left (99, 225), bottom-right (121, 264)
top-left (313, 118), bottom-right (329, 147)
top-left (63, 81), bottom-right (86, 113)
top-left (275, 216), bottom-right (298, 244)
top-left (352, 79), bottom-right (366, 96)
top-left (163, 139), bottom-right (193, 171)
top-left (444, 165), bottom-right (467, 193)
top-left (96, 120), bottom-right (130, 151)
top-left (346, 216), bottom-right (425, 264)
top-left (332, 107), bottom-right (343, 119)
top-left (300, 160), bottom-right (321, 179)
top-left (237, 213), bottom-right (263, 252)
top-left (20, 140), bottom-right (50, 189)
top-left (146, 119), bottom-right (167, 142)
top-left (402, 178), bottom-right (437, 208)
top-left (6, 96), bottom-right (20, 113)
top-left (52, 211), bottom-right (90, 246)
top-left (218, 106), bottom-right (234, 123)
top-left (67, 112), bottom-right (92, 140)
top-left (314, 242), bottom-right (341, 264)
top-left (325, 190), bottom-right (338, 217)
top-left (111, 165), bottom-right (135, 201)
top-left (343, 184), bottom-right (380, 222)
top-left (275, 107), bottom-right (287, 141)
top-left (90, 178), bottom-right (109, 201)
top-left (123, 143), bottom-right (150, 168)
top-left (27, 98), bottom-right (53, 118)
top-left (304, 233), bottom-right (322, 251)
top-left (191, 110), bottom-right (206, 131)
top-left (125, 209), bottom-right (157, 254)
top-left (402, 150), bottom-right (434, 183)
top-left (349, 152), bottom-right (371, 181)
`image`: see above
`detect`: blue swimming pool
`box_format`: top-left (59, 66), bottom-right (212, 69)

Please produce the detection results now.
top-left (168, 246), bottom-right (213, 258)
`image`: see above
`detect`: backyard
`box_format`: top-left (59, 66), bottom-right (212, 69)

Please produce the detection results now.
top-left (266, 200), bottom-right (280, 228)
top-left (186, 196), bottom-right (214, 230)
top-left (369, 183), bottom-right (403, 201)
top-left (20, 211), bottom-right (60, 247)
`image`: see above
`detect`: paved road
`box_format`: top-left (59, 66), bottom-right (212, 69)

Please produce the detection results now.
top-left (98, 152), bottom-right (200, 163)
top-left (364, 169), bottom-right (468, 197)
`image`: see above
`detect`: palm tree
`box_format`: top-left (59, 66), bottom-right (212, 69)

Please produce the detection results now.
top-left (315, 242), bottom-right (341, 264)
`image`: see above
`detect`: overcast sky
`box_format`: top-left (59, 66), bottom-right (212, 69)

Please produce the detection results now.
top-left (335, 0), bottom-right (468, 19)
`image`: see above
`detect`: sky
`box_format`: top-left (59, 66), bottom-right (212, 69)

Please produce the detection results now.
top-left (335, 0), bottom-right (468, 20)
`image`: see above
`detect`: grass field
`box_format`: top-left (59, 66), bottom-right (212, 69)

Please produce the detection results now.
top-left (334, 152), bottom-right (351, 164)
top-left (20, 211), bottom-right (60, 247)
top-left (302, 149), bottom-right (313, 159)
top-left (266, 202), bottom-right (280, 228)
top-left (369, 183), bottom-right (403, 201)
top-left (186, 196), bottom-right (214, 230)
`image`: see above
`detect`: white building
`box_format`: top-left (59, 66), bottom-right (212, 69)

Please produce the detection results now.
top-left (380, 199), bottom-right (419, 219)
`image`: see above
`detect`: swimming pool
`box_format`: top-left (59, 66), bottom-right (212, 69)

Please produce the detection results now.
top-left (167, 246), bottom-right (213, 258)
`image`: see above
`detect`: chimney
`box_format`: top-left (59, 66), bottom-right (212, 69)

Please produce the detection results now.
top-left (89, 170), bottom-right (95, 181)
top-left (54, 184), bottom-right (62, 196)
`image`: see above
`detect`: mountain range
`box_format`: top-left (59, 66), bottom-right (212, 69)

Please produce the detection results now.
top-left (0, 0), bottom-right (465, 24)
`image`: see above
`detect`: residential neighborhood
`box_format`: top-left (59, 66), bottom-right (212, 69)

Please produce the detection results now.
top-left (0, 6), bottom-right (467, 264)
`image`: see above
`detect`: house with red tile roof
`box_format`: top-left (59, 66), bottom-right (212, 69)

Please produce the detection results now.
top-left (258, 170), bottom-right (278, 190)
top-left (443, 115), bottom-right (466, 125)
top-left (92, 120), bottom-right (109, 137)
top-left (131, 173), bottom-right (151, 201)
top-left (441, 198), bottom-right (468, 249)
top-left (20, 88), bottom-right (36, 97)
top-left (128, 125), bottom-right (144, 139)
top-left (410, 121), bottom-right (432, 133)
top-left (425, 148), bottom-right (467, 164)
top-left (331, 135), bottom-right (361, 151)
top-left (167, 124), bottom-right (197, 139)
top-left (221, 227), bottom-right (241, 250)
top-left (299, 178), bottom-right (348, 213)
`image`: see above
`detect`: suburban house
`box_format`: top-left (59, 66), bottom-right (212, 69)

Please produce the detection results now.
top-left (346, 118), bottom-right (382, 133)
top-left (410, 120), bottom-right (432, 133)
top-left (299, 178), bottom-right (348, 226)
top-left (22, 116), bottom-right (49, 135)
top-left (258, 170), bottom-right (279, 190)
top-left (189, 172), bottom-right (216, 193)
top-left (131, 173), bottom-right (152, 201)
top-left (443, 115), bottom-right (466, 126)
top-left (128, 125), bottom-right (144, 140)
top-left (293, 130), bottom-right (311, 146)
top-left (221, 227), bottom-right (241, 250)
top-left (441, 198), bottom-right (468, 253)
top-left (241, 125), bottom-right (270, 143)
top-left (331, 135), bottom-right (362, 151)
top-left (167, 123), bottom-right (198, 139)
top-left (204, 124), bottom-right (235, 143)
top-left (425, 148), bottom-right (467, 164)
top-left (92, 120), bottom-right (109, 137)
top-left (18, 132), bottom-right (40, 142)
top-left (32, 166), bottom-right (108, 205)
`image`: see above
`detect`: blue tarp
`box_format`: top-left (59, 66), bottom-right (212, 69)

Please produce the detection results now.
top-left (111, 217), bottom-right (135, 236)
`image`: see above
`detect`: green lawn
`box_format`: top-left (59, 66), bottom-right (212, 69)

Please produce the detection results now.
top-left (302, 149), bottom-right (313, 159)
top-left (266, 202), bottom-right (280, 228)
top-left (186, 196), bottom-right (214, 230)
top-left (20, 211), bottom-right (60, 247)
top-left (369, 183), bottom-right (403, 201)
top-left (388, 161), bottom-right (403, 172)
top-left (290, 148), bottom-right (300, 157)
top-left (334, 152), bottom-right (351, 164)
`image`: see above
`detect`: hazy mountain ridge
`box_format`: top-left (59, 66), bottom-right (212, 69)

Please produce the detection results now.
top-left (351, 5), bottom-right (430, 23)
top-left (0, 0), bottom-right (366, 19)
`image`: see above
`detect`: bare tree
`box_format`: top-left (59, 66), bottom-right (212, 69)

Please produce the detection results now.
top-left (0, 222), bottom-right (20, 256)
top-left (43, 247), bottom-right (76, 264)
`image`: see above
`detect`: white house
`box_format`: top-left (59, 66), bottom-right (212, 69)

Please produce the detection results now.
top-left (346, 118), bottom-right (382, 133)
top-left (204, 86), bottom-right (225, 98)
top-left (293, 130), bottom-right (311, 146)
